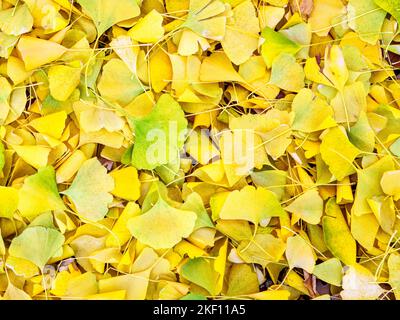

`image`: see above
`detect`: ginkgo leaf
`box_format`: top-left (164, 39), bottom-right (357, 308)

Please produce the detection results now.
top-left (9, 226), bottom-right (64, 269)
top-left (97, 58), bottom-right (145, 106)
top-left (16, 36), bottom-right (67, 71)
top-left (353, 156), bottom-right (394, 216)
top-left (367, 195), bottom-right (395, 234)
top-left (181, 257), bottom-right (220, 295)
top-left (313, 258), bottom-right (343, 286)
top-left (237, 234), bottom-right (286, 267)
top-left (76, 0), bottom-right (141, 36)
top-left (286, 235), bottom-right (315, 273)
top-left (29, 111), bottom-right (67, 139)
top-left (181, 192), bottom-right (214, 230)
top-left (110, 167), bottom-right (141, 201)
top-left (261, 27), bottom-right (301, 68)
top-left (320, 127), bottom-right (361, 181)
top-left (18, 166), bottom-right (66, 220)
top-left (62, 158), bottom-right (114, 222)
top-left (323, 198), bottom-right (356, 265)
top-left (348, 112), bottom-right (375, 153)
top-left (0, 186), bottom-right (18, 219)
top-left (215, 186), bottom-right (284, 225)
top-left (127, 198), bottom-right (197, 249)
top-left (330, 82), bottom-right (367, 124)
top-left (291, 89), bottom-right (336, 133)
top-left (226, 264), bottom-right (259, 296)
top-left (199, 52), bottom-right (244, 83)
top-left (131, 94), bottom-right (188, 170)
top-left (128, 9), bottom-right (164, 43)
top-left (340, 264), bottom-right (384, 300)
top-left (0, 4), bottom-right (33, 36)
top-left (12, 145), bottom-right (50, 170)
top-left (374, 0), bottom-right (400, 22)
top-left (285, 189), bottom-right (323, 225)
top-left (381, 170), bottom-right (400, 200)
top-left (308, 0), bottom-right (345, 36)
top-left (270, 53), bottom-right (305, 92)
top-left (347, 0), bottom-right (386, 45)
top-left (183, 0), bottom-right (228, 41)
top-left (48, 65), bottom-right (81, 102)
top-left (221, 0), bottom-right (260, 65)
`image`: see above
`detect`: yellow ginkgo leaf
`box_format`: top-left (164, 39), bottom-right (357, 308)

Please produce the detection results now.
top-left (16, 36), bottom-right (67, 71)
top-left (340, 264), bottom-right (384, 300)
top-left (286, 235), bottom-right (315, 273)
top-left (128, 9), bottom-right (165, 43)
top-left (237, 234), bottom-right (286, 267)
top-left (76, 0), bottom-right (140, 36)
top-left (353, 156), bottom-right (394, 216)
top-left (97, 58), bottom-right (145, 106)
top-left (0, 3), bottom-right (33, 36)
top-left (323, 198), bottom-right (356, 265)
top-left (110, 36), bottom-right (139, 74)
top-left (308, 0), bottom-right (345, 36)
top-left (215, 186), bottom-right (284, 226)
top-left (291, 89), bottom-right (336, 133)
top-left (48, 65), bottom-right (81, 102)
top-left (381, 170), bottom-right (400, 200)
top-left (12, 145), bottom-right (50, 170)
top-left (110, 167), bottom-right (141, 201)
top-left (0, 186), bottom-right (18, 219)
top-left (62, 158), bottom-right (115, 222)
top-left (98, 272), bottom-right (150, 300)
top-left (199, 52), bottom-right (244, 83)
top-left (285, 189), bottom-right (324, 225)
top-left (388, 253), bottom-right (400, 300)
top-left (18, 166), bottom-right (66, 220)
top-left (183, 0), bottom-right (229, 41)
top-left (29, 111), bottom-right (67, 139)
top-left (106, 202), bottom-right (140, 248)
top-left (128, 198), bottom-right (197, 249)
top-left (149, 48), bottom-right (172, 93)
top-left (221, 0), bottom-right (260, 65)
top-left (320, 127), bottom-right (361, 181)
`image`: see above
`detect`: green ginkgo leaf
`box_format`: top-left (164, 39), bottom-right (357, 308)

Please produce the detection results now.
top-left (374, 0), bottom-right (400, 22)
top-left (76, 0), bottom-right (141, 36)
top-left (9, 226), bottom-right (64, 269)
top-left (181, 192), bottom-right (214, 230)
top-left (261, 26), bottom-right (301, 68)
top-left (181, 257), bottom-right (220, 295)
top-left (131, 94), bottom-right (188, 170)
top-left (62, 158), bottom-right (114, 222)
top-left (270, 53), bottom-right (305, 92)
top-left (313, 258), bottom-right (343, 286)
top-left (18, 166), bottom-right (66, 220)
top-left (0, 4), bottom-right (33, 36)
top-left (347, 0), bottom-right (386, 45)
top-left (127, 198), bottom-right (197, 249)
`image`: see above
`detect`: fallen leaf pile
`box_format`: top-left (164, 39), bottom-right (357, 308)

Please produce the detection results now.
top-left (0, 0), bottom-right (399, 300)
